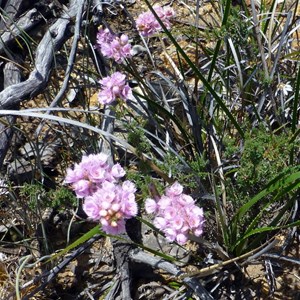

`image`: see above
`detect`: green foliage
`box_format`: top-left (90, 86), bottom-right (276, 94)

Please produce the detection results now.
top-left (227, 127), bottom-right (295, 205)
top-left (223, 136), bottom-right (239, 158)
top-left (126, 120), bottom-right (151, 155)
top-left (189, 153), bottom-right (209, 181)
top-left (208, 6), bottom-right (251, 46)
top-left (155, 153), bottom-right (201, 189)
top-left (19, 182), bottom-right (46, 211)
top-left (218, 126), bottom-right (300, 255)
top-left (226, 8), bottom-right (250, 43)
top-left (19, 182), bottom-right (77, 211)
top-left (47, 186), bottom-right (78, 209)
top-left (228, 167), bottom-right (300, 254)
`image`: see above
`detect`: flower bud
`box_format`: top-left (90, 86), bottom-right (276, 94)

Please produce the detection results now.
top-left (120, 34), bottom-right (128, 45)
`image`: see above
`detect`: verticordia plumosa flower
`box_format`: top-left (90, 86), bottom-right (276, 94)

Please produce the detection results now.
top-left (65, 153), bottom-right (137, 234)
top-left (145, 182), bottom-right (204, 245)
top-left (95, 27), bottom-right (132, 63)
top-left (136, 5), bottom-right (175, 37)
top-left (98, 72), bottom-right (132, 105)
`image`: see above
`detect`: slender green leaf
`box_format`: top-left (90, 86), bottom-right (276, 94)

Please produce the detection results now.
top-left (246, 194), bottom-right (297, 251)
top-left (242, 179), bottom-right (300, 237)
top-left (232, 169), bottom-right (300, 223)
top-left (143, 0), bottom-right (244, 138)
top-left (236, 220), bottom-right (300, 243)
top-left (207, 0), bottom-right (231, 81)
top-left (49, 225), bottom-right (101, 262)
top-left (134, 91), bottom-right (195, 156)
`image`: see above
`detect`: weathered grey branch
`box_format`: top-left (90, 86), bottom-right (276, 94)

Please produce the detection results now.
top-left (0, 0), bottom-right (86, 109)
top-left (47, 0), bottom-right (85, 110)
top-left (3, 62), bottom-right (22, 87)
top-left (35, 0), bottom-right (85, 137)
top-left (112, 240), bottom-right (133, 300)
top-left (0, 0), bottom-right (30, 29)
top-left (129, 248), bottom-right (214, 300)
top-left (0, 60), bottom-right (21, 167)
top-left (0, 8), bottom-right (43, 55)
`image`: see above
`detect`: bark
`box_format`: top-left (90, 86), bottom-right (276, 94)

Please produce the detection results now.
top-left (0, 60), bottom-right (21, 167)
top-left (129, 248), bottom-right (214, 300)
top-left (112, 239), bottom-right (134, 300)
top-left (0, 0), bottom-right (85, 169)
top-left (0, 0), bottom-right (31, 30)
top-left (0, 7), bottom-right (47, 56)
top-left (0, 0), bottom-right (85, 109)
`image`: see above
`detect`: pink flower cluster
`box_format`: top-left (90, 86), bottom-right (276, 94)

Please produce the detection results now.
top-left (136, 5), bottom-right (175, 37)
top-left (145, 182), bottom-right (204, 245)
top-left (95, 28), bottom-right (132, 63)
top-left (65, 153), bottom-right (138, 234)
top-left (98, 72), bottom-right (132, 105)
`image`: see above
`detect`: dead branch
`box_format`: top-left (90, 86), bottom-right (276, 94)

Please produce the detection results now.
top-left (0, 0), bottom-right (31, 30)
top-left (129, 248), bottom-right (214, 300)
top-left (35, 0), bottom-right (86, 137)
top-left (0, 60), bottom-right (22, 167)
top-left (0, 0), bottom-right (86, 109)
top-left (0, 8), bottom-right (45, 55)
top-left (112, 239), bottom-right (134, 300)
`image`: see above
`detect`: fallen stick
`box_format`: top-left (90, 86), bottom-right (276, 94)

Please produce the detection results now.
top-left (129, 248), bottom-right (214, 300)
top-left (0, 0), bottom-right (85, 109)
top-left (0, 60), bottom-right (21, 167)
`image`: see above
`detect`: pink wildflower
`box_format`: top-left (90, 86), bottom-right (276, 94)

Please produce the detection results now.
top-left (96, 28), bottom-right (114, 45)
top-left (157, 195), bottom-right (171, 210)
top-left (176, 233), bottom-right (188, 245)
top-left (65, 153), bottom-right (138, 235)
top-left (72, 179), bottom-right (92, 198)
top-left (83, 196), bottom-right (101, 220)
top-left (145, 182), bottom-right (205, 245)
top-left (98, 72), bottom-right (132, 105)
top-left (64, 153), bottom-right (117, 198)
top-left (153, 216), bottom-right (167, 230)
top-left (164, 206), bottom-right (177, 220)
top-left (166, 181), bottom-right (183, 196)
top-left (144, 198), bottom-right (157, 214)
top-left (111, 163), bottom-right (126, 178)
top-left (171, 216), bottom-right (184, 230)
top-left (164, 227), bottom-right (177, 242)
top-left (102, 218), bottom-right (126, 235)
top-left (122, 180), bottom-right (136, 193)
top-left (88, 182), bottom-right (137, 234)
top-left (136, 5), bottom-right (175, 37)
top-left (64, 167), bottom-right (84, 184)
top-left (95, 28), bottom-right (132, 63)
